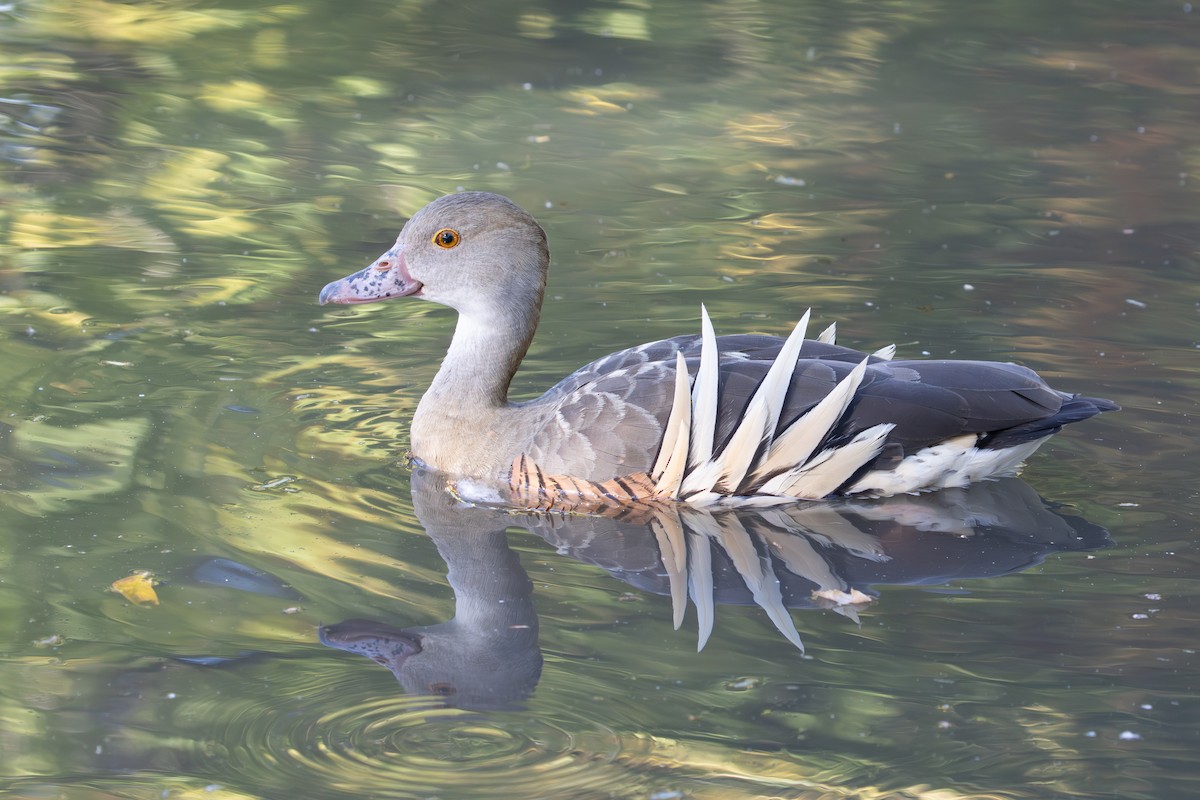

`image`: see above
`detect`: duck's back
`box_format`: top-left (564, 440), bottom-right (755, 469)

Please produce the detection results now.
top-left (518, 332), bottom-right (1111, 499)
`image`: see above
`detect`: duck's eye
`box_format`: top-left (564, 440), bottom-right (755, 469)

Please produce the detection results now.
top-left (432, 228), bottom-right (461, 249)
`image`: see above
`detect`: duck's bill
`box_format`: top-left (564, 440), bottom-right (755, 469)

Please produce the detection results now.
top-left (318, 248), bottom-right (423, 305)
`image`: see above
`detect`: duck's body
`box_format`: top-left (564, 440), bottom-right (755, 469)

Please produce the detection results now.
top-left (319, 192), bottom-right (1116, 510)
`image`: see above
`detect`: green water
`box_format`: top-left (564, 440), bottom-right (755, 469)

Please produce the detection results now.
top-left (2, 1), bottom-right (1197, 798)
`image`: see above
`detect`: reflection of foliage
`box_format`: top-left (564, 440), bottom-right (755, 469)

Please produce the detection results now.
top-left (3, 0), bottom-right (1196, 335)
top-left (0, 415), bottom-right (150, 515)
top-left (24, 0), bottom-right (250, 44)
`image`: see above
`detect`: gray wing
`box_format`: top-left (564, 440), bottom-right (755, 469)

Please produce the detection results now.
top-left (540, 334), bottom-right (879, 401)
top-left (524, 334), bottom-right (1089, 485)
top-left (528, 335), bottom-right (886, 480)
top-left (524, 356), bottom-right (677, 479)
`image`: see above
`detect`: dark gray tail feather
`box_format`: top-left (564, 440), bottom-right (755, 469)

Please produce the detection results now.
top-left (983, 395), bottom-right (1119, 449)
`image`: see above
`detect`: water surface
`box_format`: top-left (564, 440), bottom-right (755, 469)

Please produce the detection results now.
top-left (2, 1), bottom-right (1197, 798)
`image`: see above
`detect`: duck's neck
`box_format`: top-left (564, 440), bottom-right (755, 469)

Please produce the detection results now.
top-left (411, 303), bottom-right (539, 475)
top-left (421, 301), bottom-right (540, 411)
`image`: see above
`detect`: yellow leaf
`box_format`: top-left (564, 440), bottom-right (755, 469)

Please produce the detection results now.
top-left (111, 571), bottom-right (160, 606)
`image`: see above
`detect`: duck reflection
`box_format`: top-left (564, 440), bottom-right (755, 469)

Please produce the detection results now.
top-left (320, 485), bottom-right (542, 711)
top-left (320, 470), bottom-right (1108, 709)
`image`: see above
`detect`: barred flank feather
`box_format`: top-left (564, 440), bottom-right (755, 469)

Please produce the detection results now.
top-left (509, 453), bottom-right (666, 514)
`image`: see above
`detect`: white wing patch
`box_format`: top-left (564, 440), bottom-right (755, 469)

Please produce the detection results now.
top-left (845, 436), bottom-right (1048, 496)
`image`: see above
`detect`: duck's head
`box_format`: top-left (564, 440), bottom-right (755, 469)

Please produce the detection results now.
top-left (318, 191), bottom-right (549, 317)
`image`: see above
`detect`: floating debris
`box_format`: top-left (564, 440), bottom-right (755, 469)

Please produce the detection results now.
top-left (773, 175), bottom-right (806, 187)
top-left (111, 570), bottom-right (159, 606)
top-left (813, 587), bottom-right (874, 606)
top-left (250, 475), bottom-right (298, 492)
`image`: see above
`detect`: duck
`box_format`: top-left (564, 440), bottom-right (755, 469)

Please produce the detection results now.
top-left (318, 191), bottom-right (1117, 511)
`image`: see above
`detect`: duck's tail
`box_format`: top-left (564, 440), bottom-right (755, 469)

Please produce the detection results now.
top-left (651, 307), bottom-right (896, 506)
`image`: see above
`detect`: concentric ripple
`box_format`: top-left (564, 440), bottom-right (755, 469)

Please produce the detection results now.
top-left (200, 671), bottom-right (639, 799)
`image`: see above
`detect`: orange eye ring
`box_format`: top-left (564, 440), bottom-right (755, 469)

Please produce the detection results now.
top-left (432, 228), bottom-right (461, 249)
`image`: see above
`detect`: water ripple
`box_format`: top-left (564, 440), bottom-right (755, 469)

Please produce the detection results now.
top-left (206, 685), bottom-right (633, 799)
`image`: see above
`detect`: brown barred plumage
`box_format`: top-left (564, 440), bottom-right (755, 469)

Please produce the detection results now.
top-left (508, 453), bottom-right (669, 514)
